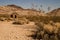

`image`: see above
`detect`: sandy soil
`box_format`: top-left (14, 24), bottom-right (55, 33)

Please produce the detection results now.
top-left (0, 21), bottom-right (37, 40)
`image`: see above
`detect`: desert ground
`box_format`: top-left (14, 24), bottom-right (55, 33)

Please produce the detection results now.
top-left (0, 21), bottom-right (37, 40)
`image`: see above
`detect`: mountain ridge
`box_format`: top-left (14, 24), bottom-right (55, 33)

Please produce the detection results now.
top-left (47, 8), bottom-right (60, 16)
top-left (0, 4), bottom-right (46, 16)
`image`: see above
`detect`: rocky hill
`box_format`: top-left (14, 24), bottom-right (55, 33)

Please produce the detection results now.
top-left (0, 4), bottom-right (46, 16)
top-left (47, 8), bottom-right (60, 16)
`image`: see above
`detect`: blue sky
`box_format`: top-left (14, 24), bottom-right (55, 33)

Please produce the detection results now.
top-left (0, 0), bottom-right (60, 12)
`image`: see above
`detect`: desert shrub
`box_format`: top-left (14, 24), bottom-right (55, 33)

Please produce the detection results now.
top-left (54, 35), bottom-right (58, 40)
top-left (26, 15), bottom-right (52, 24)
top-left (0, 18), bottom-right (4, 21)
top-left (26, 16), bottom-right (45, 23)
top-left (43, 34), bottom-right (49, 40)
top-left (26, 16), bottom-right (40, 22)
top-left (27, 16), bottom-right (60, 23)
top-left (29, 21), bottom-right (60, 40)
top-left (0, 14), bottom-right (9, 18)
top-left (29, 22), bottom-right (44, 40)
top-left (57, 28), bottom-right (60, 40)
top-left (18, 17), bottom-right (29, 24)
top-left (0, 14), bottom-right (10, 21)
top-left (24, 15), bottom-right (60, 40)
top-left (13, 21), bottom-right (24, 25)
top-left (51, 16), bottom-right (60, 22)
top-left (12, 17), bottom-right (29, 25)
top-left (0, 17), bottom-right (6, 21)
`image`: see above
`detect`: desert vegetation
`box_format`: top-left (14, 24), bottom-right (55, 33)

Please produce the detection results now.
top-left (27, 16), bottom-right (60, 40)
top-left (0, 4), bottom-right (60, 40)
top-left (0, 10), bottom-right (60, 40)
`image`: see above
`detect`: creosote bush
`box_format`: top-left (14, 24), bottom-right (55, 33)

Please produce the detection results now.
top-left (29, 21), bottom-right (60, 40)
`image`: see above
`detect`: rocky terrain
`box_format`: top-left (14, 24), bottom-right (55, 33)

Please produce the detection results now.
top-left (0, 4), bottom-right (60, 40)
top-left (0, 4), bottom-right (46, 16)
top-left (47, 8), bottom-right (60, 16)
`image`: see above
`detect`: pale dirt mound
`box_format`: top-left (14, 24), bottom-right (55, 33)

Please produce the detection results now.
top-left (0, 21), bottom-right (37, 40)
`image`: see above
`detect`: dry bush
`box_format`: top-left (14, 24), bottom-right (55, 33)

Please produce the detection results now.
top-left (29, 21), bottom-right (60, 40)
top-left (24, 15), bottom-right (60, 40)
top-left (29, 22), bottom-right (44, 40)
top-left (51, 16), bottom-right (60, 22)
top-left (0, 17), bottom-right (6, 21)
top-left (13, 21), bottom-right (24, 25)
top-left (12, 17), bottom-right (29, 25)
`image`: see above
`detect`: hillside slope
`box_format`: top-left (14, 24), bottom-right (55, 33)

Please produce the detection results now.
top-left (0, 4), bottom-right (46, 16)
top-left (47, 8), bottom-right (60, 16)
